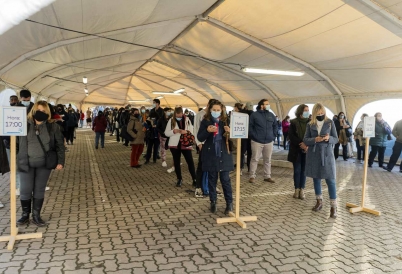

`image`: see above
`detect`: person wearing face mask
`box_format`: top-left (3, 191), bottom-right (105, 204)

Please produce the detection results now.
top-left (56, 104), bottom-right (70, 152)
top-left (149, 99), bottom-right (164, 123)
top-left (127, 108), bottom-right (145, 168)
top-left (66, 108), bottom-right (78, 145)
top-left (165, 107), bottom-right (196, 187)
top-left (197, 101), bottom-right (234, 215)
top-left (156, 107), bottom-right (172, 167)
top-left (334, 112), bottom-right (351, 161)
top-left (303, 103), bottom-right (338, 218)
top-left (282, 116), bottom-right (290, 150)
top-left (17, 101), bottom-right (65, 226)
top-left (92, 111), bottom-right (107, 149)
top-left (368, 112), bottom-right (392, 168)
top-left (353, 113), bottom-right (368, 164)
top-left (86, 108), bottom-right (92, 128)
top-left (115, 108), bottom-right (124, 142)
top-left (288, 104), bottom-right (310, 199)
top-left (383, 118), bottom-right (402, 173)
top-left (248, 99), bottom-right (278, 184)
top-left (140, 106), bottom-right (147, 122)
top-left (17, 89), bottom-right (34, 113)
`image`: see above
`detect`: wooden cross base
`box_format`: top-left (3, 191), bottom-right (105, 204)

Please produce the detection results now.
top-left (346, 203), bottom-right (381, 216)
top-left (0, 229), bottom-right (42, 250)
top-left (217, 212), bottom-right (257, 229)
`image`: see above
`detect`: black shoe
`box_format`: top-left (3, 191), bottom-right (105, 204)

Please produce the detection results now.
top-left (224, 203), bottom-right (233, 215)
top-left (17, 199), bottom-right (31, 226)
top-left (379, 165), bottom-right (383, 168)
top-left (32, 198), bottom-right (46, 227)
top-left (132, 165), bottom-right (142, 168)
top-left (176, 180), bottom-right (183, 187)
top-left (383, 166), bottom-right (391, 172)
top-left (153, 160), bottom-right (156, 163)
top-left (95, 146), bottom-right (98, 149)
top-left (192, 179), bottom-right (197, 188)
top-left (145, 161), bottom-right (150, 165)
top-left (210, 200), bottom-right (217, 214)
top-left (157, 156), bottom-right (161, 160)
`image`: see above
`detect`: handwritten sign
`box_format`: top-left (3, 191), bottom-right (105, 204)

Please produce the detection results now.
top-left (363, 116), bottom-right (375, 138)
top-left (0, 107), bottom-right (27, 136)
top-left (230, 112), bottom-right (249, 139)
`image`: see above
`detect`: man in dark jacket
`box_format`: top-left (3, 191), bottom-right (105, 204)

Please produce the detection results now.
top-left (249, 99), bottom-right (277, 184)
top-left (120, 106), bottom-right (131, 146)
top-left (156, 107), bottom-right (172, 167)
top-left (17, 89), bottom-right (34, 113)
top-left (149, 99), bottom-right (164, 123)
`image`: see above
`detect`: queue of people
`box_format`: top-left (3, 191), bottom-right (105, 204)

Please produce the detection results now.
top-left (1, 89), bottom-right (401, 223)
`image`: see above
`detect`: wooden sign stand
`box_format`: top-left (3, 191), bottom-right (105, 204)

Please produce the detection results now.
top-left (217, 139), bottom-right (257, 228)
top-left (0, 136), bottom-right (42, 250)
top-left (346, 137), bottom-right (381, 216)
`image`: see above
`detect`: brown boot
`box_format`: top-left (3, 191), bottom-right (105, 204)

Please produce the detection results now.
top-left (293, 189), bottom-right (300, 199)
top-left (330, 207), bottom-right (337, 218)
top-left (312, 199), bottom-right (323, 211)
top-left (299, 189), bottom-right (305, 200)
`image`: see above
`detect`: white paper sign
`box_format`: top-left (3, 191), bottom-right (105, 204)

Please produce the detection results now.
top-left (230, 112), bottom-right (249, 139)
top-left (0, 107), bottom-right (27, 136)
top-left (363, 116), bottom-right (375, 138)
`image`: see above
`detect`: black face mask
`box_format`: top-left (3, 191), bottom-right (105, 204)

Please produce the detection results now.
top-left (133, 114), bottom-right (140, 118)
top-left (10, 103), bottom-right (17, 106)
top-left (316, 115), bottom-right (325, 122)
top-left (34, 111), bottom-right (49, 122)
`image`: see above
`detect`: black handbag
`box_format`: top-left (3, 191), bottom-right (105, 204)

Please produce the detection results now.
top-left (36, 124), bottom-right (58, 170)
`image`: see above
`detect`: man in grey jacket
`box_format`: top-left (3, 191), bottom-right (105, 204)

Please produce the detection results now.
top-left (383, 119), bottom-right (402, 173)
top-left (249, 99), bottom-right (278, 183)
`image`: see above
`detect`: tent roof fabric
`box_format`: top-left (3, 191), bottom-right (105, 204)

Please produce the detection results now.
top-left (1, 0), bottom-right (402, 120)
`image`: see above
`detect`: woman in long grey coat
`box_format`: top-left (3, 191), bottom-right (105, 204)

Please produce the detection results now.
top-left (303, 103), bottom-right (338, 218)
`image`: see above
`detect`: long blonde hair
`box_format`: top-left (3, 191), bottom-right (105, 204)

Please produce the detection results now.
top-left (27, 101), bottom-right (54, 123)
top-left (309, 103), bottom-right (328, 125)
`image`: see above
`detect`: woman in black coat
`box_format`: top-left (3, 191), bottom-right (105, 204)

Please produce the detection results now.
top-left (287, 104), bottom-right (310, 200)
top-left (197, 100), bottom-right (234, 215)
top-left (334, 111), bottom-right (351, 161)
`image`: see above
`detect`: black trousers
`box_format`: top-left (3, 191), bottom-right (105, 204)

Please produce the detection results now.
top-left (196, 152), bottom-right (203, 188)
top-left (146, 138), bottom-right (160, 162)
top-left (208, 171), bottom-right (233, 204)
top-left (115, 128), bottom-right (120, 142)
top-left (386, 142), bottom-right (402, 171)
top-left (368, 145), bottom-right (386, 167)
top-left (67, 126), bottom-right (75, 144)
top-left (240, 138), bottom-right (248, 169)
top-left (356, 139), bottom-right (365, 160)
top-left (283, 132), bottom-right (288, 149)
top-left (170, 146), bottom-right (196, 180)
top-left (334, 143), bottom-right (348, 160)
top-left (246, 138), bottom-right (252, 172)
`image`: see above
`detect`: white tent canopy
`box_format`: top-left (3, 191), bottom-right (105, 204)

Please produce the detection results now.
top-left (1, 0), bottom-right (402, 119)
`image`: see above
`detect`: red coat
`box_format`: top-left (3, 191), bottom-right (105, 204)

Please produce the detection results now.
top-left (93, 116), bottom-right (107, 132)
top-left (80, 113), bottom-right (85, 120)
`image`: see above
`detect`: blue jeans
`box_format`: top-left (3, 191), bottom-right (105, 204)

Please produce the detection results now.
top-left (95, 132), bottom-right (105, 148)
top-left (292, 151), bottom-right (306, 189)
top-left (208, 171), bottom-right (233, 204)
top-left (313, 178), bottom-right (337, 199)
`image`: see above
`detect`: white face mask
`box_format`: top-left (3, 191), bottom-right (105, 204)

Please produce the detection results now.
top-left (21, 101), bottom-right (30, 107)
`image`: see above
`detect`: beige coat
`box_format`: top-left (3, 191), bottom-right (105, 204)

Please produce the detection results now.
top-left (127, 116), bottom-right (145, 145)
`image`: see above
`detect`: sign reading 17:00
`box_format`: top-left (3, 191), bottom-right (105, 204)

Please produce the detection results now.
top-left (0, 107), bottom-right (27, 136)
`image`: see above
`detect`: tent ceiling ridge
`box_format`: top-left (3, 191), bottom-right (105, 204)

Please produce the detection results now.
top-left (140, 68), bottom-right (211, 100)
top-left (202, 17), bottom-right (346, 112)
top-left (151, 59), bottom-right (240, 102)
top-left (0, 16), bottom-right (195, 76)
top-left (171, 44), bottom-right (279, 102)
top-left (25, 47), bottom-right (162, 87)
top-left (134, 74), bottom-right (200, 108)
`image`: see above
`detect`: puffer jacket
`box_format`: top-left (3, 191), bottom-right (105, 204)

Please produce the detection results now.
top-left (370, 120), bottom-right (391, 147)
top-left (127, 115), bottom-right (145, 145)
top-left (17, 120), bottom-right (65, 172)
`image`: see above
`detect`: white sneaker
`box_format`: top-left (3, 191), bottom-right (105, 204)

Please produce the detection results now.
top-left (167, 167), bottom-right (175, 173)
top-left (0, 201), bottom-right (4, 208)
top-left (45, 187), bottom-right (50, 191)
top-left (16, 188), bottom-right (20, 196)
top-left (360, 160), bottom-right (364, 164)
top-left (162, 161), bottom-right (167, 167)
top-left (195, 188), bottom-right (203, 198)
top-left (240, 170), bottom-right (243, 176)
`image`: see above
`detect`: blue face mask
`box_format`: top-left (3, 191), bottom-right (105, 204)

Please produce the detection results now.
top-left (21, 101), bottom-right (30, 107)
top-left (176, 117), bottom-right (182, 121)
top-left (211, 111), bottom-right (221, 118)
top-left (302, 111), bottom-right (310, 118)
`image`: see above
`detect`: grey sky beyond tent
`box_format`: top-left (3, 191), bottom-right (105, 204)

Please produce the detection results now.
top-left (1, 0), bottom-right (402, 121)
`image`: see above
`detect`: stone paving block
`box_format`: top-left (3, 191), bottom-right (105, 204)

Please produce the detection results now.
top-left (0, 130), bottom-right (400, 273)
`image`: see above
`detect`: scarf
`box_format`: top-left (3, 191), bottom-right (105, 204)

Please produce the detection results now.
top-left (212, 117), bottom-right (222, 157)
top-left (295, 117), bottom-right (309, 140)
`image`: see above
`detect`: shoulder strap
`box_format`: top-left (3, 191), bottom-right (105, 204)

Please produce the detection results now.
top-left (36, 133), bottom-right (48, 155)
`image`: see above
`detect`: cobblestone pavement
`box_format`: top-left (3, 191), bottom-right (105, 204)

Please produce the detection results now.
top-left (0, 129), bottom-right (401, 274)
